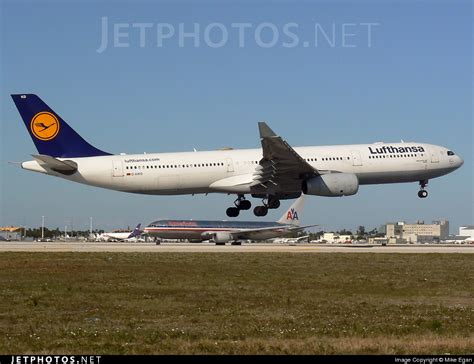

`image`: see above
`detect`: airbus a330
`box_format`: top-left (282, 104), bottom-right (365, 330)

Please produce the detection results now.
top-left (12, 94), bottom-right (464, 217)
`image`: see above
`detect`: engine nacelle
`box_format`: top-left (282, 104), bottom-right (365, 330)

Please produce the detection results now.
top-left (188, 239), bottom-right (205, 243)
top-left (302, 173), bottom-right (359, 197)
top-left (202, 231), bottom-right (233, 243)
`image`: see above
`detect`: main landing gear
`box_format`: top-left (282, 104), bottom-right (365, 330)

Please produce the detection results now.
top-left (253, 196), bottom-right (280, 217)
top-left (418, 180), bottom-right (428, 198)
top-left (226, 195), bottom-right (282, 217)
top-left (226, 195), bottom-right (252, 217)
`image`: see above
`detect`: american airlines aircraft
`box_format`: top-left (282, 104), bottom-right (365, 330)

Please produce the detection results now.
top-left (145, 195), bottom-right (312, 244)
top-left (12, 94), bottom-right (464, 217)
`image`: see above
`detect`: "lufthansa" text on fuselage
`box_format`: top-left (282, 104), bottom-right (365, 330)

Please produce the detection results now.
top-left (368, 146), bottom-right (425, 154)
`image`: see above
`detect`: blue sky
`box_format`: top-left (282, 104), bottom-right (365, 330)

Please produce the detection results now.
top-left (1, 0), bottom-right (472, 233)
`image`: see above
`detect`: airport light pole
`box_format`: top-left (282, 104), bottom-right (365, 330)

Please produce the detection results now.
top-left (41, 216), bottom-right (44, 240)
top-left (21, 217), bottom-right (26, 240)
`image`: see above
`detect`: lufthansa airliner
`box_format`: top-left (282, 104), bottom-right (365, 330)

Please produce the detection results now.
top-left (11, 94), bottom-right (464, 217)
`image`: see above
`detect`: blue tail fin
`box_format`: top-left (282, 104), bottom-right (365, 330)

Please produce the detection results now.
top-left (128, 224), bottom-right (142, 239)
top-left (11, 94), bottom-right (110, 158)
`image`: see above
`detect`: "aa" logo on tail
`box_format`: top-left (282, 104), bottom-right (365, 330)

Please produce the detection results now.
top-left (287, 208), bottom-right (299, 221)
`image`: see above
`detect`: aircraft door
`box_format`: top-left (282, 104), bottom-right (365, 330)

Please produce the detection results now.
top-left (430, 148), bottom-right (439, 163)
top-left (225, 158), bottom-right (234, 172)
top-left (351, 151), bottom-right (363, 166)
top-left (112, 159), bottom-right (124, 177)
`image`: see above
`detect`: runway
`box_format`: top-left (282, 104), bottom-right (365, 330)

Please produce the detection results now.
top-left (0, 241), bottom-right (473, 253)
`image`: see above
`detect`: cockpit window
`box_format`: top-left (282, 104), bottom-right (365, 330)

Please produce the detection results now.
top-left (447, 151), bottom-right (455, 156)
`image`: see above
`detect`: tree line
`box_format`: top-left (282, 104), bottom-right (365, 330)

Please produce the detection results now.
top-left (24, 227), bottom-right (105, 239)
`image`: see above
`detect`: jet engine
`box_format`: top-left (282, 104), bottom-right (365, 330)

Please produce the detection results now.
top-left (202, 231), bottom-right (233, 243)
top-left (302, 173), bottom-right (359, 197)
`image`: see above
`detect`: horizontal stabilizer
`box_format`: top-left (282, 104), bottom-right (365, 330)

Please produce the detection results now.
top-left (32, 154), bottom-right (78, 175)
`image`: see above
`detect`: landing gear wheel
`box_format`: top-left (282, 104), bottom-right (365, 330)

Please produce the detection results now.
top-left (238, 200), bottom-right (252, 210)
top-left (254, 206), bottom-right (268, 217)
top-left (232, 195), bottom-right (251, 211)
top-left (268, 199), bottom-right (280, 209)
top-left (418, 190), bottom-right (428, 198)
top-left (226, 207), bottom-right (240, 217)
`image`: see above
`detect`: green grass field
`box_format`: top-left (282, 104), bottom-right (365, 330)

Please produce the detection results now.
top-left (0, 252), bottom-right (472, 354)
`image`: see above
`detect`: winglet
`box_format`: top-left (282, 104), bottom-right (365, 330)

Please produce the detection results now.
top-left (258, 121), bottom-right (277, 138)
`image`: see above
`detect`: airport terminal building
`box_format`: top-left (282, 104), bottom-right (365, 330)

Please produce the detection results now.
top-left (321, 233), bottom-right (353, 244)
top-left (0, 227), bottom-right (22, 241)
top-left (459, 226), bottom-right (474, 240)
top-left (385, 220), bottom-right (449, 244)
top-left (443, 226), bottom-right (474, 243)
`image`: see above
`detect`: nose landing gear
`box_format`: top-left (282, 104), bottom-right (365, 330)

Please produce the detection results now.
top-left (226, 195), bottom-right (252, 217)
top-left (418, 180), bottom-right (428, 198)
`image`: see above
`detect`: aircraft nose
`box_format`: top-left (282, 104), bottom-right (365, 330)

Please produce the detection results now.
top-left (457, 155), bottom-right (464, 167)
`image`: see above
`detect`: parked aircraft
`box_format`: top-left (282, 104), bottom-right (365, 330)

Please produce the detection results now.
top-left (98, 223), bottom-right (142, 242)
top-left (271, 235), bottom-right (310, 244)
top-left (12, 94), bottom-right (464, 217)
top-left (144, 195), bottom-right (314, 244)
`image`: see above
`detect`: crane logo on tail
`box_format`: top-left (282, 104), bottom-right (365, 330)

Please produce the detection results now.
top-left (287, 208), bottom-right (299, 221)
top-left (30, 112), bottom-right (60, 141)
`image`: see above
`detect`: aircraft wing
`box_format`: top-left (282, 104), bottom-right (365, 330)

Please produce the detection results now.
top-left (32, 154), bottom-right (77, 175)
top-left (251, 122), bottom-right (320, 192)
top-left (229, 224), bottom-right (319, 240)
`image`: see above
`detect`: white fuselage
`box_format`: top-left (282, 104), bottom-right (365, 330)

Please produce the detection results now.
top-left (99, 232), bottom-right (133, 241)
top-left (21, 142), bottom-right (463, 195)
